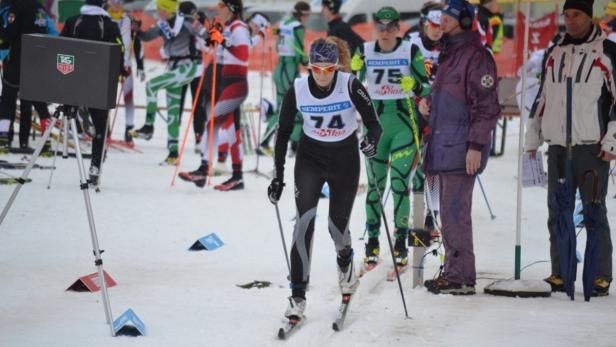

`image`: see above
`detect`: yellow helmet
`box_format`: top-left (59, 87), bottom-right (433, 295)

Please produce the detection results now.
top-left (156, 0), bottom-right (178, 14)
top-left (606, 1), bottom-right (616, 17)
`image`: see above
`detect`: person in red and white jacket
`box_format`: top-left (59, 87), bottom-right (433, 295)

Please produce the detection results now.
top-left (525, 0), bottom-right (616, 296)
top-left (179, 0), bottom-right (250, 191)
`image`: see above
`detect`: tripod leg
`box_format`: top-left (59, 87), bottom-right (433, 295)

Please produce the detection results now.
top-left (68, 117), bottom-right (115, 336)
top-left (62, 117), bottom-right (69, 159)
top-left (0, 111), bottom-right (61, 226)
top-left (46, 127), bottom-right (62, 189)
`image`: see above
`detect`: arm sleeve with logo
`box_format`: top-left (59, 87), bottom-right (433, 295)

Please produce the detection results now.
top-left (466, 48), bottom-right (500, 149)
top-left (349, 76), bottom-right (381, 143)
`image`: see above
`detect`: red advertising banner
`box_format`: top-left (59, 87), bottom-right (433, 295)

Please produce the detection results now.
top-left (515, 11), bottom-right (559, 70)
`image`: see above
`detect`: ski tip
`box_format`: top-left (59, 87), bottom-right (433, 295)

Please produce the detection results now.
top-left (277, 328), bottom-right (286, 340)
top-left (332, 322), bottom-right (340, 331)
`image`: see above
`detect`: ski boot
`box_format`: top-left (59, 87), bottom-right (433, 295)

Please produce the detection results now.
top-left (361, 236), bottom-right (380, 275)
top-left (214, 172), bottom-right (244, 191)
top-left (160, 152), bottom-right (178, 166)
top-left (393, 229), bottom-right (409, 267)
top-left (124, 125), bottom-right (135, 148)
top-left (88, 165), bottom-right (100, 188)
top-left (592, 277), bottom-right (610, 297)
top-left (0, 132), bottom-right (9, 154)
top-left (544, 274), bottom-right (565, 292)
top-left (284, 296), bottom-right (306, 321)
top-left (130, 124), bottom-right (154, 140)
top-left (40, 140), bottom-right (53, 157)
top-left (425, 276), bottom-right (475, 295)
top-left (337, 247), bottom-right (359, 295)
top-left (256, 145), bottom-right (273, 156)
top-left (179, 163), bottom-right (208, 188)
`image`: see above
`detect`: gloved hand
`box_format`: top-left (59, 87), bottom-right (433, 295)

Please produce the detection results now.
top-left (272, 27), bottom-right (280, 35)
top-left (351, 53), bottom-right (364, 72)
top-left (268, 178), bottom-right (285, 204)
top-left (120, 66), bottom-right (131, 77)
top-left (400, 75), bottom-right (416, 93)
top-left (360, 136), bottom-right (377, 158)
top-left (136, 69), bottom-right (146, 82)
top-left (209, 28), bottom-right (224, 44)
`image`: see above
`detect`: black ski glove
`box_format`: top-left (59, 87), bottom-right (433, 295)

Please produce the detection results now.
top-left (268, 178), bottom-right (285, 204)
top-left (360, 136), bottom-right (377, 158)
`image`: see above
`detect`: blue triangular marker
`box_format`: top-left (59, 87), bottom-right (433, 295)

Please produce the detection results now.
top-left (113, 308), bottom-right (146, 336)
top-left (188, 233), bottom-right (224, 251)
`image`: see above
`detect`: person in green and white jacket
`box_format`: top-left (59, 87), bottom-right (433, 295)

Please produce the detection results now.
top-left (257, 1), bottom-right (311, 155)
top-left (351, 6), bottom-right (431, 273)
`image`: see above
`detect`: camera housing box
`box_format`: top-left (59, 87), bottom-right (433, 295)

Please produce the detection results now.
top-left (20, 34), bottom-right (121, 110)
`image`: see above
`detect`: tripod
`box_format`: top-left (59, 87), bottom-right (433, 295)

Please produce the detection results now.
top-left (246, 39), bottom-right (272, 180)
top-left (0, 105), bottom-right (116, 336)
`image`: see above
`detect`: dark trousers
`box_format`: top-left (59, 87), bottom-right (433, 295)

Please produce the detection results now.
top-left (290, 135), bottom-right (359, 298)
top-left (439, 174), bottom-right (477, 285)
top-left (89, 108), bottom-right (109, 169)
top-left (547, 144), bottom-right (612, 281)
top-left (10, 101), bottom-right (51, 147)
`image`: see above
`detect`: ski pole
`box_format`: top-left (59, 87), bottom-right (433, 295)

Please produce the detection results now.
top-left (274, 203), bottom-right (292, 276)
top-left (171, 51), bottom-right (210, 186)
top-left (477, 175), bottom-right (496, 220)
top-left (367, 158), bottom-right (410, 319)
top-left (206, 44), bottom-right (219, 185)
top-left (107, 77), bottom-right (125, 142)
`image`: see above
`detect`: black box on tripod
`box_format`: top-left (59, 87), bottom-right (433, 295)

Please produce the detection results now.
top-left (20, 34), bottom-right (122, 110)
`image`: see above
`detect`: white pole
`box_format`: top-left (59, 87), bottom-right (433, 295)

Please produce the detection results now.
top-left (514, 0), bottom-right (531, 279)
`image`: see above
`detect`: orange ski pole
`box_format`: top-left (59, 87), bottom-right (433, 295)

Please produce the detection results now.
top-left (171, 51), bottom-right (211, 186)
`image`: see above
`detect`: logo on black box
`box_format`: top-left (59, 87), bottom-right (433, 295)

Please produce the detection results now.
top-left (56, 54), bottom-right (75, 75)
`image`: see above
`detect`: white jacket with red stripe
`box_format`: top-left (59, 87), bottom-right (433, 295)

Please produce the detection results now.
top-left (525, 25), bottom-right (616, 155)
top-left (217, 18), bottom-right (250, 76)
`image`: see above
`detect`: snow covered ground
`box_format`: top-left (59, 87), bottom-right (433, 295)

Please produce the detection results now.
top-left (1, 65), bottom-right (615, 347)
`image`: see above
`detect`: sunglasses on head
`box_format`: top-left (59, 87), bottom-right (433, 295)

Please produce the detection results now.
top-left (376, 21), bottom-right (398, 32)
top-left (309, 64), bottom-right (337, 74)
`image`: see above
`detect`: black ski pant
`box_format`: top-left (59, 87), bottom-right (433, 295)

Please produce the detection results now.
top-left (10, 100), bottom-right (51, 147)
top-left (290, 134), bottom-right (360, 299)
top-left (547, 144), bottom-right (612, 282)
top-left (0, 58), bottom-right (20, 130)
top-left (89, 108), bottom-right (109, 169)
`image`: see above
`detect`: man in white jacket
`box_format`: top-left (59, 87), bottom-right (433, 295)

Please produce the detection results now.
top-left (525, 0), bottom-right (616, 297)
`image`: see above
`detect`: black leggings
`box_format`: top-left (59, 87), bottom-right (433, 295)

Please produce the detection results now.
top-left (290, 134), bottom-right (360, 298)
top-left (88, 108), bottom-right (109, 168)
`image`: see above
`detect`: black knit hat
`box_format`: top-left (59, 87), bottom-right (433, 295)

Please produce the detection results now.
top-left (322, 0), bottom-right (342, 14)
top-left (223, 0), bottom-right (243, 15)
top-left (563, 0), bottom-right (593, 18)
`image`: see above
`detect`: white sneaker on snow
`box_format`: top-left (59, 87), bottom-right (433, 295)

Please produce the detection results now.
top-left (284, 297), bottom-right (306, 320)
top-left (338, 262), bottom-right (359, 295)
